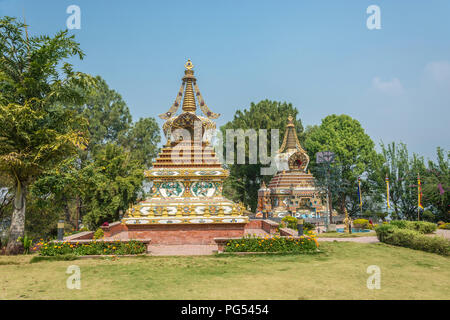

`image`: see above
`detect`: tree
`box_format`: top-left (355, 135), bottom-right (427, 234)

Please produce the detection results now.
top-left (124, 117), bottom-right (161, 168)
top-left (75, 76), bottom-right (132, 155)
top-left (220, 100), bottom-right (303, 211)
top-left (0, 175), bottom-right (13, 224)
top-left (304, 114), bottom-right (380, 216)
top-left (29, 77), bottom-right (161, 231)
top-left (0, 17), bottom-right (93, 253)
top-left (422, 147), bottom-right (449, 222)
top-left (81, 143), bottom-right (144, 229)
top-left (376, 142), bottom-right (427, 220)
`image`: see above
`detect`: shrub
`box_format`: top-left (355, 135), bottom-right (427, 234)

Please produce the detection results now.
top-left (422, 210), bottom-right (435, 222)
top-left (353, 219), bottom-right (369, 229)
top-left (390, 220), bottom-right (436, 234)
top-left (93, 228), bottom-right (104, 240)
top-left (374, 224), bottom-right (397, 242)
top-left (17, 235), bottom-right (33, 254)
top-left (281, 216), bottom-right (298, 230)
top-left (223, 233), bottom-right (319, 253)
top-left (303, 222), bottom-right (315, 232)
top-left (38, 240), bottom-right (147, 256)
top-left (438, 223), bottom-right (450, 230)
top-left (375, 225), bottom-right (449, 256)
top-left (376, 212), bottom-right (388, 221)
top-left (390, 220), bottom-right (408, 229)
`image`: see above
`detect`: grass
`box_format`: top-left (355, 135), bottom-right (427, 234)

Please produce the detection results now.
top-left (317, 231), bottom-right (376, 238)
top-left (0, 242), bottom-right (449, 299)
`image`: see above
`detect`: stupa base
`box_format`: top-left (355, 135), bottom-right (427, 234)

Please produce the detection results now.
top-left (125, 222), bottom-right (247, 245)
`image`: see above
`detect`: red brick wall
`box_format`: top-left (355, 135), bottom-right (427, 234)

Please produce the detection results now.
top-left (101, 222), bottom-right (125, 238)
top-left (126, 223), bottom-right (246, 245)
top-left (262, 220), bottom-right (279, 234)
top-left (245, 219), bottom-right (262, 229)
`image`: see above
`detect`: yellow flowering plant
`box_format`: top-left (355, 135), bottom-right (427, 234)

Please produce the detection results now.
top-left (224, 234), bottom-right (319, 253)
top-left (38, 240), bottom-right (146, 256)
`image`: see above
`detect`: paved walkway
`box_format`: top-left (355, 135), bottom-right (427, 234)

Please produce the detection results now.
top-left (317, 236), bottom-right (379, 243)
top-left (147, 244), bottom-right (218, 256)
top-left (436, 229), bottom-right (450, 239)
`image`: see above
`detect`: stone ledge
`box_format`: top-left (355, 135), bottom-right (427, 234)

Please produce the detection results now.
top-left (63, 231), bottom-right (94, 241)
top-left (280, 227), bottom-right (297, 236)
top-left (100, 221), bottom-right (122, 231)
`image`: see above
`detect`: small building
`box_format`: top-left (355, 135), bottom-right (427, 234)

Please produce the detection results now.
top-left (257, 116), bottom-right (325, 219)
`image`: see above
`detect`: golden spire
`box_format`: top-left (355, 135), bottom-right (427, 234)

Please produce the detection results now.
top-left (159, 59), bottom-right (220, 119)
top-left (285, 115), bottom-right (298, 150)
top-left (278, 114), bottom-right (305, 153)
top-left (182, 59), bottom-right (197, 112)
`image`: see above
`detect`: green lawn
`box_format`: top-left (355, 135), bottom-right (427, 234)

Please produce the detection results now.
top-left (0, 242), bottom-right (449, 299)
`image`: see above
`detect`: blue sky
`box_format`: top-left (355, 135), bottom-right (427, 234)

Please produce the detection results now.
top-left (1, 0), bottom-right (449, 161)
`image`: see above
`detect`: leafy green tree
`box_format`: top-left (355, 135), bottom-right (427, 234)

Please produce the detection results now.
top-left (376, 142), bottom-right (427, 220)
top-left (30, 158), bottom-right (83, 232)
top-left (0, 17), bottom-right (93, 253)
top-left (304, 114), bottom-right (380, 216)
top-left (81, 143), bottom-right (144, 228)
top-left (76, 76), bottom-right (132, 155)
top-left (423, 147), bottom-right (449, 222)
top-left (220, 100), bottom-right (303, 211)
top-left (123, 117), bottom-right (161, 168)
top-left (30, 77), bottom-right (161, 232)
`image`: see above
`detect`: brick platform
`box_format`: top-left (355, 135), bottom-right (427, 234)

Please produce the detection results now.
top-left (117, 223), bottom-right (247, 245)
top-left (68, 219), bottom-right (278, 246)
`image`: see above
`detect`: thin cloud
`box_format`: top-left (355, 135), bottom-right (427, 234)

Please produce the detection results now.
top-left (424, 61), bottom-right (450, 87)
top-left (372, 77), bottom-right (404, 95)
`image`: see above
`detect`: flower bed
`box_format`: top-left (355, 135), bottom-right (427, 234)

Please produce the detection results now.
top-left (223, 232), bottom-right (319, 253)
top-left (37, 240), bottom-right (147, 256)
top-left (438, 223), bottom-right (450, 230)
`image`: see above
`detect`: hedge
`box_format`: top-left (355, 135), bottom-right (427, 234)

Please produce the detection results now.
top-left (375, 225), bottom-right (449, 256)
top-left (389, 220), bottom-right (437, 234)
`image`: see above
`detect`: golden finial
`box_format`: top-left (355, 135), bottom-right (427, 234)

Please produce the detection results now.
top-left (185, 59), bottom-right (194, 70)
top-left (287, 115), bottom-right (295, 127)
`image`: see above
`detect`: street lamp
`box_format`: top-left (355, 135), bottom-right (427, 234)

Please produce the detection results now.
top-left (57, 220), bottom-right (64, 241)
top-left (297, 219), bottom-right (304, 236)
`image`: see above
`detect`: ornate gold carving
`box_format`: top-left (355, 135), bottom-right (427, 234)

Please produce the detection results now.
top-left (185, 59), bottom-right (194, 70)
